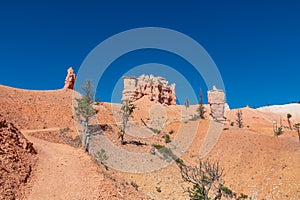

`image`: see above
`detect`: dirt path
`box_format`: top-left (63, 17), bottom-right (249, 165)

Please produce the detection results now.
top-left (24, 134), bottom-right (103, 200)
top-left (21, 127), bottom-right (61, 133)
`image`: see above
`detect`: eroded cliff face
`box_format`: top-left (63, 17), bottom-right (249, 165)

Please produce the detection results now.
top-left (122, 75), bottom-right (176, 105)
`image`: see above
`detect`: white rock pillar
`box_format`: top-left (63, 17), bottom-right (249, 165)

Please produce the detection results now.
top-left (207, 86), bottom-right (226, 120)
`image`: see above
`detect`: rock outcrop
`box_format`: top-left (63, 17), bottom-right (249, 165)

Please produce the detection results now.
top-left (64, 67), bottom-right (76, 89)
top-left (0, 114), bottom-right (36, 200)
top-left (122, 75), bottom-right (176, 105)
top-left (208, 86), bottom-right (226, 120)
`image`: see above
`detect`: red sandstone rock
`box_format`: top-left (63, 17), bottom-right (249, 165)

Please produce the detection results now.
top-left (63, 67), bottom-right (76, 89)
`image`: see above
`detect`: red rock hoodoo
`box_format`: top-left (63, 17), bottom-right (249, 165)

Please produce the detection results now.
top-left (63, 67), bottom-right (76, 89)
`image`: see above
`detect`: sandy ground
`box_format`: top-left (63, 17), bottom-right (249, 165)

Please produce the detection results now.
top-left (24, 134), bottom-right (103, 200)
top-left (24, 132), bottom-right (150, 200)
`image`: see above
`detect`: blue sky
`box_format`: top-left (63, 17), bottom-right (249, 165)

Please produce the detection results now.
top-left (0, 0), bottom-right (299, 108)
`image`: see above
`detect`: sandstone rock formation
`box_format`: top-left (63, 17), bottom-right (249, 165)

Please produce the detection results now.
top-left (0, 114), bottom-right (36, 200)
top-left (207, 86), bottom-right (226, 120)
top-left (64, 67), bottom-right (76, 89)
top-left (122, 75), bottom-right (176, 105)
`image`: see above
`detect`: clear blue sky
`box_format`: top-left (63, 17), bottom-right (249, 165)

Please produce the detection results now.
top-left (0, 0), bottom-right (299, 108)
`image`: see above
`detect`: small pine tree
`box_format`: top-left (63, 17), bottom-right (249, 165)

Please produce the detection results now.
top-left (75, 80), bottom-right (97, 151)
top-left (287, 113), bottom-right (292, 130)
top-left (197, 88), bottom-right (206, 119)
top-left (179, 159), bottom-right (248, 200)
top-left (273, 120), bottom-right (284, 136)
top-left (294, 123), bottom-right (300, 141)
top-left (236, 110), bottom-right (243, 128)
top-left (185, 98), bottom-right (190, 110)
top-left (119, 101), bottom-right (136, 145)
top-left (94, 149), bottom-right (108, 165)
top-left (179, 159), bottom-right (224, 200)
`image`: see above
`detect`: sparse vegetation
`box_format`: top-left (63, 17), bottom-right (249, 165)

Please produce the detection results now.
top-left (179, 159), bottom-right (224, 200)
top-left (94, 149), bottom-right (108, 165)
top-left (238, 193), bottom-right (249, 199)
top-left (59, 127), bottom-right (71, 134)
top-left (130, 181), bottom-right (139, 191)
top-left (162, 133), bottom-right (171, 143)
top-left (294, 123), bottom-right (300, 141)
top-left (179, 159), bottom-right (248, 200)
top-left (74, 80), bottom-right (97, 151)
top-left (273, 121), bottom-right (284, 136)
top-left (118, 101), bottom-right (136, 145)
top-left (149, 127), bottom-right (161, 134)
top-left (153, 144), bottom-right (165, 149)
top-left (274, 126), bottom-right (284, 136)
top-left (156, 186), bottom-right (162, 193)
top-left (222, 186), bottom-right (248, 199)
top-left (236, 110), bottom-right (243, 128)
top-left (222, 186), bottom-right (234, 198)
top-left (287, 113), bottom-right (292, 130)
top-left (153, 144), bottom-right (184, 166)
top-left (197, 88), bottom-right (206, 119)
top-left (185, 98), bottom-right (190, 110)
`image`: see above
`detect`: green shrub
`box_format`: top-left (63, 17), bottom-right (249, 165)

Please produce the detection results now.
top-left (222, 186), bottom-right (234, 198)
top-left (175, 158), bottom-right (185, 167)
top-left (153, 144), bottom-right (183, 165)
top-left (274, 126), bottom-right (284, 136)
top-left (188, 184), bottom-right (203, 200)
top-left (156, 187), bottom-right (162, 193)
top-left (162, 133), bottom-right (171, 143)
top-left (238, 193), bottom-right (248, 199)
top-left (150, 128), bottom-right (161, 134)
top-left (153, 144), bottom-right (165, 150)
top-left (94, 149), bottom-right (108, 164)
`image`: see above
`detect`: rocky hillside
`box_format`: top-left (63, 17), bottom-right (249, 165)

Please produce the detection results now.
top-left (0, 114), bottom-right (36, 200)
top-left (0, 84), bottom-right (74, 130)
top-left (1, 83), bottom-right (300, 199)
